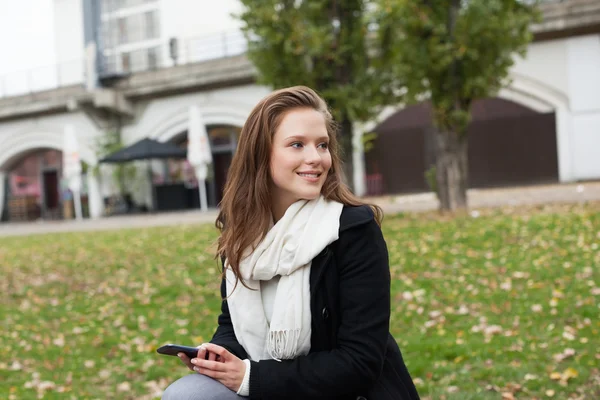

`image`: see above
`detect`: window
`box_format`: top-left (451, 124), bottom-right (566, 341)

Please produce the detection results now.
top-left (148, 47), bottom-right (159, 69)
top-left (112, 11), bottom-right (159, 45)
top-left (118, 17), bottom-right (128, 44)
top-left (120, 0), bottom-right (157, 7)
top-left (99, 0), bottom-right (160, 74)
top-left (121, 52), bottom-right (131, 72)
top-left (144, 10), bottom-right (158, 39)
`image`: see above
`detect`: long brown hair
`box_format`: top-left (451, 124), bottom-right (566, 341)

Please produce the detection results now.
top-left (216, 86), bottom-right (382, 285)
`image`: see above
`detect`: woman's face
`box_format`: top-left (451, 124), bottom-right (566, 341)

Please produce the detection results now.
top-left (269, 107), bottom-right (332, 216)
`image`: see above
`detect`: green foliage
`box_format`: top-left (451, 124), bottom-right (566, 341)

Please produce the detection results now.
top-left (93, 130), bottom-right (137, 196)
top-left (424, 164), bottom-right (438, 194)
top-left (361, 131), bottom-right (378, 153)
top-left (236, 0), bottom-right (405, 126)
top-left (380, 0), bottom-right (540, 134)
top-left (1, 203), bottom-right (600, 398)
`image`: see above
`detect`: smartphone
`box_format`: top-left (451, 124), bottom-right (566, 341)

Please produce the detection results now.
top-left (156, 344), bottom-right (199, 359)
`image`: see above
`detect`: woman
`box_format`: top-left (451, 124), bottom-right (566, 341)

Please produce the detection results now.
top-left (162, 86), bottom-right (420, 400)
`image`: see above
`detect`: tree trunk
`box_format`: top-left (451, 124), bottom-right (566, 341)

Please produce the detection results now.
top-left (339, 115), bottom-right (355, 192)
top-left (434, 128), bottom-right (468, 211)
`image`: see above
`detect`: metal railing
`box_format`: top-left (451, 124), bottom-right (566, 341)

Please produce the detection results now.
top-left (98, 30), bottom-right (247, 77)
top-left (0, 0), bottom-right (578, 99)
top-left (0, 59), bottom-right (86, 99)
top-left (0, 30), bottom-right (248, 99)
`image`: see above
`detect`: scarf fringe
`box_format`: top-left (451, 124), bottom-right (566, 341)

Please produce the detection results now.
top-left (267, 329), bottom-right (301, 361)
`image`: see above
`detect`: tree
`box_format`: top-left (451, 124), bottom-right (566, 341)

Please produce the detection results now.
top-left (93, 130), bottom-right (137, 198)
top-left (236, 0), bottom-right (405, 190)
top-left (380, 0), bottom-right (540, 211)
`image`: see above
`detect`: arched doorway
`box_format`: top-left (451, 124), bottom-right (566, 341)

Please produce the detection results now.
top-left (161, 125), bottom-right (241, 209)
top-left (365, 98), bottom-right (559, 195)
top-left (1, 149), bottom-right (65, 221)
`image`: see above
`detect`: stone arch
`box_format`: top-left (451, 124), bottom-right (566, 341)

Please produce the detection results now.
top-left (142, 103), bottom-right (247, 209)
top-left (501, 72), bottom-right (572, 182)
top-left (500, 71), bottom-right (570, 113)
top-left (358, 72), bottom-right (571, 195)
top-left (0, 129), bottom-right (101, 222)
top-left (354, 70), bottom-right (573, 196)
top-left (365, 71), bottom-right (569, 133)
top-left (148, 104), bottom-right (247, 144)
top-left (0, 129), bottom-right (96, 171)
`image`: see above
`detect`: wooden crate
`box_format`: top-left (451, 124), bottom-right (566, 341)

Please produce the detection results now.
top-left (8, 196), bottom-right (40, 221)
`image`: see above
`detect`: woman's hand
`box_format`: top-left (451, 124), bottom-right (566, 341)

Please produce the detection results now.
top-left (177, 345), bottom-right (221, 371)
top-left (190, 343), bottom-right (247, 392)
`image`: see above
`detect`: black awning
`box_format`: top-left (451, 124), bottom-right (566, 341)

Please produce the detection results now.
top-left (99, 138), bottom-right (187, 163)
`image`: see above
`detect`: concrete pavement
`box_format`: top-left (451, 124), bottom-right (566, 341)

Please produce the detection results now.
top-left (1, 181), bottom-right (599, 238)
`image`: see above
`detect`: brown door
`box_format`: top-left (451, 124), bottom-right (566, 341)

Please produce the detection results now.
top-left (43, 170), bottom-right (59, 210)
top-left (213, 153), bottom-right (233, 205)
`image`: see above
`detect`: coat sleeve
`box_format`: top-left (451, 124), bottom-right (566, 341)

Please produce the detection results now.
top-left (209, 269), bottom-right (249, 360)
top-left (248, 219), bottom-right (391, 399)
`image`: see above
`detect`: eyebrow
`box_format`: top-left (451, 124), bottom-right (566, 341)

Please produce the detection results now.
top-left (284, 135), bottom-right (329, 142)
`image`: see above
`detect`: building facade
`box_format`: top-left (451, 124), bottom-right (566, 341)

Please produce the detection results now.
top-left (0, 0), bottom-right (599, 222)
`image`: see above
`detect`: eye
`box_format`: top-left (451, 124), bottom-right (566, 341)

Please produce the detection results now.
top-left (318, 142), bottom-right (329, 150)
top-left (291, 142), bottom-right (303, 148)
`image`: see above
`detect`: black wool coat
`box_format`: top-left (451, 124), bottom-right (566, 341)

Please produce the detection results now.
top-left (211, 205), bottom-right (420, 400)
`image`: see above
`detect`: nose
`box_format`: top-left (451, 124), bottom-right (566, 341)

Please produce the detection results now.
top-left (304, 145), bottom-right (321, 165)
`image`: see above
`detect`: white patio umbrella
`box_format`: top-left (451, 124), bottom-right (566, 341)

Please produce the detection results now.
top-left (63, 124), bottom-right (83, 220)
top-left (187, 105), bottom-right (213, 212)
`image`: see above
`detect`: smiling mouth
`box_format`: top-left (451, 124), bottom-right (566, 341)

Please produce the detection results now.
top-left (297, 173), bottom-right (321, 178)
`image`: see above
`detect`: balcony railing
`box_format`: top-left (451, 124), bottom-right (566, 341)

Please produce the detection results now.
top-left (0, 59), bottom-right (86, 99)
top-left (98, 30), bottom-right (247, 77)
top-left (0, 30), bottom-right (248, 99)
top-left (0, 1), bottom-right (591, 99)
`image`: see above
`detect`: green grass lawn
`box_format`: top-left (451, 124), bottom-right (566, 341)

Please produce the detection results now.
top-left (1, 203), bottom-right (599, 399)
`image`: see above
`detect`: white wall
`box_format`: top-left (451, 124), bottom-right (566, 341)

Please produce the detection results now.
top-left (512, 39), bottom-right (570, 100)
top-left (160, 0), bottom-right (242, 40)
top-left (159, 0), bottom-right (244, 65)
top-left (567, 34), bottom-right (600, 180)
top-left (0, 0), bottom-right (57, 96)
top-left (53, 0), bottom-right (85, 86)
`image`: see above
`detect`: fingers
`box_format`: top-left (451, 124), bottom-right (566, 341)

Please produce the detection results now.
top-left (177, 353), bottom-right (195, 371)
top-left (191, 358), bottom-right (227, 372)
top-left (201, 343), bottom-right (231, 361)
top-left (192, 365), bottom-right (226, 379)
top-left (197, 346), bottom-right (206, 360)
top-left (197, 344), bottom-right (221, 362)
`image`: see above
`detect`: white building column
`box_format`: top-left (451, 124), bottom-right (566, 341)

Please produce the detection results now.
top-left (352, 124), bottom-right (367, 197)
top-left (0, 171), bottom-right (6, 222)
top-left (87, 172), bottom-right (103, 218)
top-left (555, 109), bottom-right (575, 183)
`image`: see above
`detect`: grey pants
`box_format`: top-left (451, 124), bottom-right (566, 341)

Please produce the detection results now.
top-left (162, 374), bottom-right (243, 400)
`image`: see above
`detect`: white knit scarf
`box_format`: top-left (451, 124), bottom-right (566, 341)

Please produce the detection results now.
top-left (225, 196), bottom-right (344, 361)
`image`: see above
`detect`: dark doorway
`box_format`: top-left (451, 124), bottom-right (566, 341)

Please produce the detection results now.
top-left (213, 152), bottom-right (233, 205)
top-left (42, 170), bottom-right (60, 217)
top-left (366, 98), bottom-right (560, 195)
top-left (1, 174), bottom-right (8, 222)
top-left (167, 126), bottom-right (240, 209)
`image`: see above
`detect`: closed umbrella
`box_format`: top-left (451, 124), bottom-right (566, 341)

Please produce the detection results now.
top-left (187, 105), bottom-right (213, 212)
top-left (63, 124), bottom-right (83, 220)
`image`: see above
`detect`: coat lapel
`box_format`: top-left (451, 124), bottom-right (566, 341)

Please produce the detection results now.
top-left (310, 246), bottom-right (332, 296)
